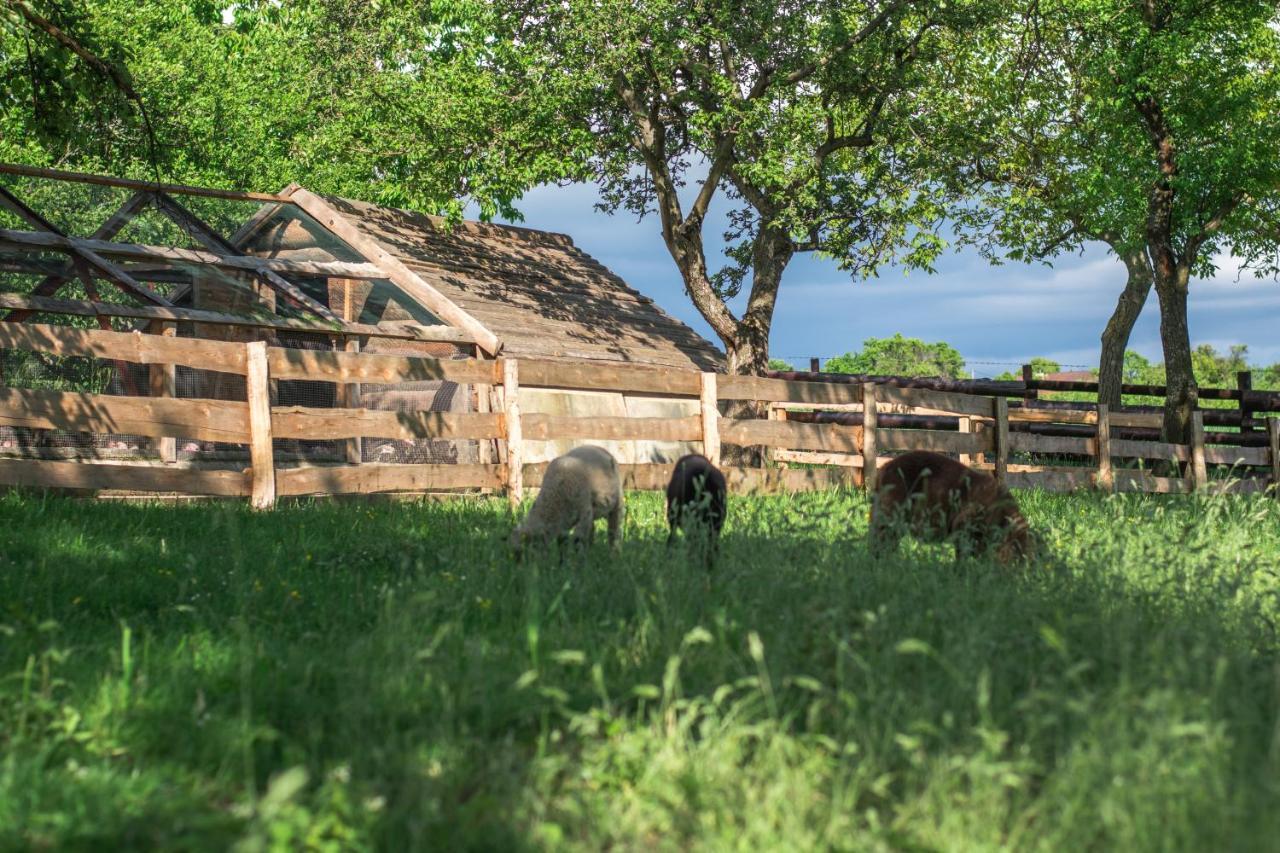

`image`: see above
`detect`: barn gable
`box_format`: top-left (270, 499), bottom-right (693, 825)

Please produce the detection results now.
top-left (318, 196), bottom-right (724, 371)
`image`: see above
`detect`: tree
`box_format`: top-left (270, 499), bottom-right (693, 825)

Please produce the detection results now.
top-left (1, 1), bottom-right (565, 218)
top-left (825, 333), bottom-right (965, 379)
top-left (449, 0), bottom-right (984, 375)
top-left (934, 0), bottom-right (1280, 440)
top-left (766, 358), bottom-right (794, 372)
top-left (994, 357), bottom-right (1062, 382)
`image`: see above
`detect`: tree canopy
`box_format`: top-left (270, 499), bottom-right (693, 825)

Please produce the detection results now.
top-left (441, 0), bottom-right (987, 373)
top-left (0, 0), bottom-right (566, 218)
top-left (930, 0), bottom-right (1280, 438)
top-left (825, 334), bottom-right (966, 379)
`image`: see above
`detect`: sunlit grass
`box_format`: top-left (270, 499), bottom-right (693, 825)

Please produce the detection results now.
top-left (1, 487), bottom-right (1279, 850)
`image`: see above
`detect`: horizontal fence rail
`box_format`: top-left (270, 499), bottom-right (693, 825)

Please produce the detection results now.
top-left (0, 322), bottom-right (1277, 504)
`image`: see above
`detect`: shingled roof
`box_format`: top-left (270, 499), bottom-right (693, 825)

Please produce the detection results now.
top-left (322, 197), bottom-right (724, 372)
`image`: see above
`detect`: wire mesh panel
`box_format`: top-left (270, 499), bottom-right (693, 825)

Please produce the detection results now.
top-left (358, 338), bottom-right (479, 464)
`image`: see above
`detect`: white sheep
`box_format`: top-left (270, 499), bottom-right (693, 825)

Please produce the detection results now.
top-left (510, 445), bottom-right (624, 557)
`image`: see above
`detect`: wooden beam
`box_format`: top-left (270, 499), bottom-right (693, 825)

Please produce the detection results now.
top-left (0, 457), bottom-right (249, 496)
top-left (270, 408), bottom-right (502, 441)
top-left (4, 190), bottom-right (153, 323)
top-left (873, 384), bottom-right (994, 417)
top-left (149, 321), bottom-right (178, 463)
top-left (275, 463), bottom-right (505, 496)
top-left (877, 428), bottom-right (989, 455)
top-left (0, 228), bottom-right (385, 279)
top-left (519, 358), bottom-right (701, 396)
top-left (1190, 411), bottom-right (1208, 490)
top-left (700, 372), bottom-right (721, 466)
top-left (337, 337), bottom-right (363, 463)
top-left (0, 161), bottom-right (291, 203)
top-left (0, 322), bottom-right (249, 374)
top-left (863, 384), bottom-right (878, 493)
top-left (267, 348), bottom-right (493, 385)
top-left (245, 341), bottom-right (276, 509)
top-left (502, 359), bottom-right (523, 505)
top-left (289, 188), bottom-right (502, 354)
top-left (0, 386), bottom-right (250, 443)
top-left (719, 418), bottom-right (862, 453)
top-left (0, 189), bottom-right (172, 306)
top-left (717, 374), bottom-right (863, 405)
top-left (152, 191), bottom-right (339, 322)
top-left (0, 293), bottom-right (475, 343)
top-left (521, 413), bottom-right (702, 442)
top-left (1270, 418), bottom-right (1280, 499)
top-left (772, 449), bottom-right (863, 468)
top-left (994, 396), bottom-right (1009, 486)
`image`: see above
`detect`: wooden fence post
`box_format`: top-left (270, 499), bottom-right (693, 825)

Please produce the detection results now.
top-left (1022, 364), bottom-right (1037, 406)
top-left (957, 416), bottom-right (972, 466)
top-left (148, 320), bottom-right (177, 463)
top-left (503, 358), bottom-right (524, 506)
top-left (1269, 417), bottom-right (1280, 499)
top-left (1095, 403), bottom-right (1113, 491)
top-left (337, 335), bottom-right (362, 464)
top-left (1190, 410), bottom-right (1208, 490)
top-left (994, 396), bottom-right (1009, 486)
top-left (809, 357), bottom-right (821, 373)
top-left (245, 340), bottom-right (276, 509)
top-left (862, 383), bottom-right (878, 492)
top-left (1238, 370), bottom-right (1254, 439)
top-left (700, 372), bottom-right (721, 467)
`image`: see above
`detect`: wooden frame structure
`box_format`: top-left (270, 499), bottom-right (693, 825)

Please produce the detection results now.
top-left (0, 162), bottom-right (500, 354)
top-left (0, 321), bottom-right (1277, 505)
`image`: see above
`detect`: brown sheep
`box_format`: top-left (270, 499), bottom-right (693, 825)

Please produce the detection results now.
top-left (869, 450), bottom-right (1037, 565)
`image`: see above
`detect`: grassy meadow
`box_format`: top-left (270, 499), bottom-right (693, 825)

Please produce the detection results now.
top-left (2, 486), bottom-right (1279, 850)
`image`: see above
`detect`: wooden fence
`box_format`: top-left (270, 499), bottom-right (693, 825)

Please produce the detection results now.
top-left (1, 322), bottom-right (1278, 505)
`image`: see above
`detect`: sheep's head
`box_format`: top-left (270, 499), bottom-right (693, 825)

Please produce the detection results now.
top-left (995, 516), bottom-right (1042, 567)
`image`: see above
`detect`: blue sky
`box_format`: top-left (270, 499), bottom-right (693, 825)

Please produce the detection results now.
top-left (498, 181), bottom-right (1280, 378)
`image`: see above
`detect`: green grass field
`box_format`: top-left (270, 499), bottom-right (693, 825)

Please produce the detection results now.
top-left (2, 487), bottom-right (1279, 851)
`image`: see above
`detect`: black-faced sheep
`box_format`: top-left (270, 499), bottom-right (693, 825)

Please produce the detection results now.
top-left (869, 450), bottom-right (1038, 565)
top-left (665, 453), bottom-right (727, 564)
top-left (510, 445), bottom-right (624, 558)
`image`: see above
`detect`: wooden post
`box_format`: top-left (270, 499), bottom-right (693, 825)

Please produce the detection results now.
top-left (809, 357), bottom-right (821, 373)
top-left (1095, 403), bottom-right (1113, 491)
top-left (502, 358), bottom-right (524, 506)
top-left (1238, 370), bottom-right (1254, 439)
top-left (700, 372), bottom-right (721, 467)
top-left (862, 383), bottom-right (878, 492)
top-left (957, 416), bottom-right (972, 466)
top-left (1190, 410), bottom-right (1208, 490)
top-left (336, 335), bottom-right (362, 464)
top-left (148, 320), bottom-right (177, 463)
top-left (1269, 418), bottom-right (1280, 499)
top-left (475, 354), bottom-right (494, 467)
top-left (994, 396), bottom-right (1009, 486)
top-left (1022, 363), bottom-right (1037, 407)
top-left (245, 340), bottom-right (276, 509)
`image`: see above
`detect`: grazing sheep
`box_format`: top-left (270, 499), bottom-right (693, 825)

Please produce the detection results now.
top-left (665, 454), bottom-right (727, 564)
top-left (510, 445), bottom-right (624, 558)
top-left (869, 450), bottom-right (1037, 565)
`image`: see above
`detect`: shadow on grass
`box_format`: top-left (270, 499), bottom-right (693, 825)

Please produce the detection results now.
top-left (1, 489), bottom-right (1279, 848)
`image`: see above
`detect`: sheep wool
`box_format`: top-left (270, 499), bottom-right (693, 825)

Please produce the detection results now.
top-left (510, 445), bottom-right (624, 555)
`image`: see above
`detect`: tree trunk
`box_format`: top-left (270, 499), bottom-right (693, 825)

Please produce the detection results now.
top-left (725, 229), bottom-right (794, 375)
top-left (1098, 249), bottom-right (1154, 409)
top-left (1152, 265), bottom-right (1196, 444)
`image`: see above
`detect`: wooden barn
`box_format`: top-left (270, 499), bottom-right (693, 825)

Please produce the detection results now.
top-left (0, 164), bottom-right (722, 466)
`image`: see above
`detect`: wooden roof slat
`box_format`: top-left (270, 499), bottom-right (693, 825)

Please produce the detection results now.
top-left (0, 228), bottom-right (385, 279)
